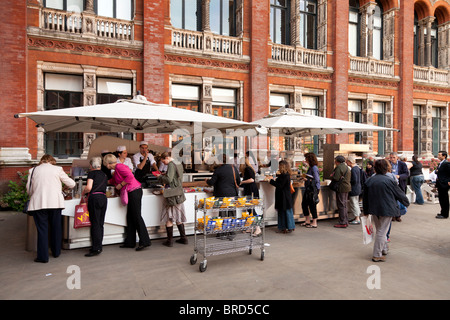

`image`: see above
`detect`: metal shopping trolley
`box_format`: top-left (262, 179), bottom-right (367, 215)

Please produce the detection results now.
top-left (190, 196), bottom-right (265, 272)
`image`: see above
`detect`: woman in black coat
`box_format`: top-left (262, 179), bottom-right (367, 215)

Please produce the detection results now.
top-left (363, 159), bottom-right (409, 262)
top-left (269, 160), bottom-right (294, 233)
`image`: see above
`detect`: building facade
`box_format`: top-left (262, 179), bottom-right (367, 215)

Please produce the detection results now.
top-left (1, 0), bottom-right (450, 190)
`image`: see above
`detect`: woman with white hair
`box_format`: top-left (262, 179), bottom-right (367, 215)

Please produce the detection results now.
top-left (82, 157), bottom-right (108, 257)
top-left (103, 153), bottom-right (151, 251)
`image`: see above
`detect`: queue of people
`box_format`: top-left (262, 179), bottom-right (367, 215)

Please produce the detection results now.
top-left (25, 146), bottom-right (446, 264)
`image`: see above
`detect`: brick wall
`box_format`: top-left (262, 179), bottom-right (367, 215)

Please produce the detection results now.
top-left (0, 1), bottom-right (27, 148)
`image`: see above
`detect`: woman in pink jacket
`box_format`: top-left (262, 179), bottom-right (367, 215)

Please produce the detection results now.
top-left (27, 154), bottom-right (75, 263)
top-left (103, 154), bottom-right (151, 251)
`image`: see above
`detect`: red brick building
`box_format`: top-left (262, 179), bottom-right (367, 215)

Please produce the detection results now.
top-left (1, 0), bottom-right (450, 191)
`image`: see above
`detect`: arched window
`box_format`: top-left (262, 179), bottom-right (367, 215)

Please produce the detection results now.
top-left (299, 0), bottom-right (317, 49)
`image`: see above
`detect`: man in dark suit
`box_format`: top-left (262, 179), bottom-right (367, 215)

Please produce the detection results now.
top-left (435, 151), bottom-right (450, 219)
top-left (389, 152), bottom-right (409, 193)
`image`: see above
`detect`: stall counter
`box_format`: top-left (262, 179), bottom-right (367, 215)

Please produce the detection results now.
top-left (61, 181), bottom-right (338, 249)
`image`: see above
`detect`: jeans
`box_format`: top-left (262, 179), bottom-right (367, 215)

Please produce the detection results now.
top-left (277, 208), bottom-right (295, 231)
top-left (410, 175), bottom-right (424, 204)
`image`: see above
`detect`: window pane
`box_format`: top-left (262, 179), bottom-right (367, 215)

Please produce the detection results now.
top-left (97, 0), bottom-right (114, 18)
top-left (116, 0), bottom-right (132, 20)
top-left (185, 0), bottom-right (199, 31)
top-left (46, 0), bottom-right (64, 10)
top-left (373, 28), bottom-right (382, 60)
top-left (210, 0), bottom-right (221, 34)
top-left (171, 0), bottom-right (183, 29)
top-left (222, 0), bottom-right (230, 36)
top-left (67, 0), bottom-right (83, 12)
top-left (45, 74), bottom-right (83, 92)
top-left (349, 23), bottom-right (358, 56)
top-left (97, 78), bottom-right (132, 95)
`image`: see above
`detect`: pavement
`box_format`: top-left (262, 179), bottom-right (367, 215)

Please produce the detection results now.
top-left (1, 202), bottom-right (450, 302)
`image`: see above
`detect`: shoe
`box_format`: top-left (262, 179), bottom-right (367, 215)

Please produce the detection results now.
top-left (306, 224), bottom-right (317, 228)
top-left (382, 249), bottom-right (389, 256)
top-left (372, 256), bottom-right (386, 262)
top-left (85, 250), bottom-right (101, 257)
top-left (136, 244), bottom-right (150, 251)
top-left (175, 224), bottom-right (189, 244)
top-left (436, 214), bottom-right (448, 219)
top-left (120, 244), bottom-right (135, 248)
top-left (334, 224), bottom-right (348, 228)
top-left (34, 258), bottom-right (48, 263)
top-left (349, 220), bottom-right (360, 225)
top-left (300, 222), bottom-right (310, 227)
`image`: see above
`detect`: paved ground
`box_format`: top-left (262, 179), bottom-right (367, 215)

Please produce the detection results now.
top-left (1, 202), bottom-right (449, 302)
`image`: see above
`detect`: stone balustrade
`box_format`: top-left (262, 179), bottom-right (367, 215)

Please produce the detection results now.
top-left (40, 7), bottom-right (134, 41)
top-left (270, 43), bottom-right (327, 69)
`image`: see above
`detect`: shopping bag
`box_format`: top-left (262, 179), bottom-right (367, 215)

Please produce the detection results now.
top-left (361, 215), bottom-right (375, 245)
top-left (74, 197), bottom-right (91, 229)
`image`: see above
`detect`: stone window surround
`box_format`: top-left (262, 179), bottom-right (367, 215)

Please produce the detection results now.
top-left (269, 84), bottom-right (327, 155)
top-left (36, 61), bottom-right (137, 160)
top-left (413, 98), bottom-right (449, 158)
top-left (348, 92), bottom-right (394, 156)
top-left (169, 74), bottom-right (244, 121)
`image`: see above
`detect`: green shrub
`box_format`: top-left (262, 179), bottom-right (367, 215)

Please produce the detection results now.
top-left (0, 171), bottom-right (29, 212)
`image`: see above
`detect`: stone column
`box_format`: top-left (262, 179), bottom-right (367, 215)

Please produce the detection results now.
top-left (420, 102), bottom-right (434, 159)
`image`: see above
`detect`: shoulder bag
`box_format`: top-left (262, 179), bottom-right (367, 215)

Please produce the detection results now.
top-left (23, 167), bottom-right (36, 215)
top-left (163, 163), bottom-right (184, 198)
top-left (329, 166), bottom-right (348, 192)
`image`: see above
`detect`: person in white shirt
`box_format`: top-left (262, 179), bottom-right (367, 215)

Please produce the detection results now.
top-left (116, 146), bottom-right (133, 171)
top-left (132, 141), bottom-right (158, 182)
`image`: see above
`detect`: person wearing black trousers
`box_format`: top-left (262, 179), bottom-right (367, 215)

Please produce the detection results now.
top-left (435, 151), bottom-right (450, 219)
top-left (82, 157), bottom-right (108, 257)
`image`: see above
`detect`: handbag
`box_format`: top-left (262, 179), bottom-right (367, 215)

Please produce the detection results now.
top-left (120, 184), bottom-right (128, 206)
top-left (163, 163), bottom-right (184, 198)
top-left (329, 167), bottom-right (349, 192)
top-left (74, 196), bottom-right (91, 229)
top-left (23, 167), bottom-right (36, 215)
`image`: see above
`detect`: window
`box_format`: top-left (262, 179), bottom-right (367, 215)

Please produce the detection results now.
top-left (413, 13), bottom-right (419, 65)
top-left (211, 0), bottom-right (236, 36)
top-left (44, 0), bottom-right (84, 12)
top-left (95, 0), bottom-right (134, 20)
top-left (97, 78), bottom-right (133, 140)
top-left (171, 0), bottom-right (202, 31)
top-left (301, 96), bottom-right (319, 154)
top-left (269, 93), bottom-right (290, 113)
top-left (430, 19), bottom-right (438, 68)
top-left (372, 102), bottom-right (385, 156)
top-left (299, 0), bottom-right (317, 49)
top-left (432, 107), bottom-right (441, 156)
top-left (413, 105), bottom-right (421, 155)
top-left (348, 100), bottom-right (362, 144)
top-left (372, 2), bottom-right (383, 60)
top-left (172, 84), bottom-right (201, 112)
top-left (44, 74), bottom-right (84, 158)
top-left (349, 0), bottom-right (360, 56)
top-left (270, 0), bottom-right (290, 45)
top-left (212, 88), bottom-right (236, 119)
